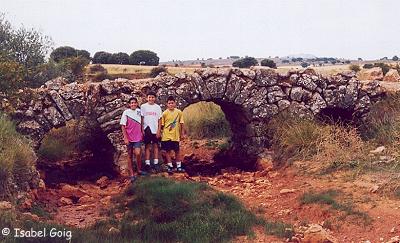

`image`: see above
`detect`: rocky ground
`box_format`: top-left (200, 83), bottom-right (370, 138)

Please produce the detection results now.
top-left (28, 139), bottom-right (400, 243)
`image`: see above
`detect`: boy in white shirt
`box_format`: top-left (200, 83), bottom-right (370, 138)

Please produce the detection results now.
top-left (140, 91), bottom-right (162, 172)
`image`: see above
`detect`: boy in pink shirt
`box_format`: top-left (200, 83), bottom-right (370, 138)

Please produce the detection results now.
top-left (120, 97), bottom-right (145, 182)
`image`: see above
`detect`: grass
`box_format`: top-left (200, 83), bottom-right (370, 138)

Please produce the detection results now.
top-left (0, 113), bottom-right (36, 199)
top-left (299, 190), bottom-right (372, 225)
top-left (183, 102), bottom-right (232, 139)
top-left (268, 112), bottom-right (369, 169)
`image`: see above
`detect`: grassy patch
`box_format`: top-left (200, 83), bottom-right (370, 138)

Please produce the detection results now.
top-left (299, 190), bottom-right (371, 225)
top-left (0, 113), bottom-right (36, 199)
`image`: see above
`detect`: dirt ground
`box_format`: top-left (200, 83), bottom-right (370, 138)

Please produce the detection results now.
top-left (35, 139), bottom-right (400, 242)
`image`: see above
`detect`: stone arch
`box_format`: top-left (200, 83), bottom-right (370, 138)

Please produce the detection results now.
top-left (9, 68), bottom-right (385, 174)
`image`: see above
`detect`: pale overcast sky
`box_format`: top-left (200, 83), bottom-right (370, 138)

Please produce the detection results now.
top-left (2, 0), bottom-right (399, 61)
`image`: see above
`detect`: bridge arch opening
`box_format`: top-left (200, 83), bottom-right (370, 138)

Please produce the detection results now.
top-left (37, 118), bottom-right (117, 186)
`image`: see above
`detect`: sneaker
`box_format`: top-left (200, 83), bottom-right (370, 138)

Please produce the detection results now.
top-left (152, 164), bottom-right (161, 173)
top-left (143, 164), bottom-right (152, 173)
top-left (130, 176), bottom-right (137, 183)
top-left (176, 167), bottom-right (185, 173)
top-left (138, 171), bottom-right (149, 176)
top-left (167, 166), bottom-right (174, 175)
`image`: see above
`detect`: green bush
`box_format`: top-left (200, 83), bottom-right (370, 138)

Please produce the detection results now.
top-left (183, 102), bottom-right (231, 139)
top-left (232, 57), bottom-right (258, 68)
top-left (373, 62), bottom-right (390, 75)
top-left (0, 59), bottom-right (25, 94)
top-left (0, 113), bottom-right (36, 199)
top-left (260, 59), bottom-right (277, 68)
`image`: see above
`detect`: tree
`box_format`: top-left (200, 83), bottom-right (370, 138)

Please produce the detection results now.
top-left (50, 46), bottom-right (76, 62)
top-left (50, 46), bottom-right (91, 63)
top-left (232, 57), bottom-right (258, 68)
top-left (129, 50), bottom-right (159, 66)
top-left (300, 62), bottom-right (309, 68)
top-left (150, 66), bottom-right (167, 78)
top-left (112, 52), bottom-right (130, 64)
top-left (0, 14), bottom-right (53, 88)
top-left (393, 55), bottom-right (399, 61)
top-left (260, 59), bottom-right (277, 68)
top-left (93, 51), bottom-right (113, 64)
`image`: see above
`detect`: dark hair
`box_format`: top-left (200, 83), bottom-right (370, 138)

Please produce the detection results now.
top-left (129, 97), bottom-right (138, 103)
top-left (167, 96), bottom-right (175, 102)
top-left (147, 91), bottom-right (156, 97)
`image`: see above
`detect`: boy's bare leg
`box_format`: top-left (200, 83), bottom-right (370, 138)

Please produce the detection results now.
top-left (134, 147), bottom-right (141, 173)
top-left (127, 147), bottom-right (134, 177)
top-left (153, 143), bottom-right (159, 161)
top-left (145, 144), bottom-right (151, 161)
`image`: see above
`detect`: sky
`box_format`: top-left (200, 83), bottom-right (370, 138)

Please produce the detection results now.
top-left (1, 0), bottom-right (399, 61)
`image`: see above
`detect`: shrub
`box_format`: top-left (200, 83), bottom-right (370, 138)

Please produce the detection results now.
top-left (260, 59), bottom-right (277, 68)
top-left (59, 56), bottom-right (90, 82)
top-left (349, 64), bottom-right (361, 72)
top-left (392, 55), bottom-right (399, 61)
top-left (363, 63), bottom-right (374, 69)
top-left (232, 57), bottom-right (258, 68)
top-left (50, 46), bottom-right (76, 62)
top-left (183, 102), bottom-right (231, 139)
top-left (150, 66), bottom-right (167, 78)
top-left (129, 50), bottom-right (159, 66)
top-left (0, 60), bottom-right (25, 94)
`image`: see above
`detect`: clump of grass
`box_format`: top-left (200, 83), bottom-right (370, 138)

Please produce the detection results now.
top-left (268, 112), bottom-right (370, 171)
top-left (0, 113), bottom-right (36, 199)
top-left (299, 190), bottom-right (371, 225)
top-left (360, 92), bottom-right (400, 145)
top-left (121, 177), bottom-right (257, 243)
top-left (183, 102), bottom-right (231, 139)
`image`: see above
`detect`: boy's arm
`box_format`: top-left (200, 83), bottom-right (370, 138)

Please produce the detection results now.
top-left (156, 118), bottom-right (162, 138)
top-left (180, 123), bottom-right (185, 140)
top-left (121, 125), bottom-right (129, 144)
top-left (141, 116), bottom-right (144, 135)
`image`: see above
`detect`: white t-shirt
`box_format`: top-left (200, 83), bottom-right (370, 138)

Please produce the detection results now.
top-left (140, 103), bottom-right (162, 134)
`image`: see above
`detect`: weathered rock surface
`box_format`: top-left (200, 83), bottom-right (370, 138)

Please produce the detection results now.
top-left (383, 69), bottom-right (400, 82)
top-left (7, 68), bottom-right (385, 173)
top-left (357, 67), bottom-right (384, 81)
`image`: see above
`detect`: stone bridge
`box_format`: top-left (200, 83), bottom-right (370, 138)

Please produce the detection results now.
top-left (9, 68), bottom-right (385, 173)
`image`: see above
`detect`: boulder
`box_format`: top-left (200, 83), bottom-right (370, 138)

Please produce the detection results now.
top-left (357, 67), bottom-right (384, 81)
top-left (0, 201), bottom-right (13, 210)
top-left (383, 69), bottom-right (400, 82)
top-left (96, 176), bottom-right (110, 189)
top-left (302, 224), bottom-right (338, 243)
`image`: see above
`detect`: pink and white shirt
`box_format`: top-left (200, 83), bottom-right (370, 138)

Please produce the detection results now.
top-left (120, 108), bottom-right (142, 142)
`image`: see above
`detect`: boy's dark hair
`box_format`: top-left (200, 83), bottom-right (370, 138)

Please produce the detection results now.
top-left (129, 97), bottom-right (138, 103)
top-left (167, 96), bottom-right (175, 102)
top-left (147, 91), bottom-right (156, 97)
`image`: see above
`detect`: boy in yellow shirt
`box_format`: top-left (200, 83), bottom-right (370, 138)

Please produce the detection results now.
top-left (161, 96), bottom-right (185, 174)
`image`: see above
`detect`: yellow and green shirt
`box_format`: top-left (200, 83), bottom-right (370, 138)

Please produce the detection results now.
top-left (161, 108), bottom-right (184, 142)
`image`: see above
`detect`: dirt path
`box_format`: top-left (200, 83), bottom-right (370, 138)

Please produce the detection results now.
top-left (35, 140), bottom-right (400, 242)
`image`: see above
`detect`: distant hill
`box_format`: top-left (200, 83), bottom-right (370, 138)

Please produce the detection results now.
top-left (283, 54), bottom-right (317, 59)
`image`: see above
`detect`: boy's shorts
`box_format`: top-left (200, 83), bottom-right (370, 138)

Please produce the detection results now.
top-left (161, 141), bottom-right (180, 152)
top-left (127, 141), bottom-right (142, 149)
top-left (144, 127), bottom-right (159, 145)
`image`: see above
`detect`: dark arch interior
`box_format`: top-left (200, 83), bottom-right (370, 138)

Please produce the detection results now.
top-left (37, 118), bottom-right (117, 187)
top-left (317, 107), bottom-right (356, 125)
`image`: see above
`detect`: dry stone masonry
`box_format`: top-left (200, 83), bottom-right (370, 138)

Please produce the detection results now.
top-left (9, 68), bottom-right (385, 172)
